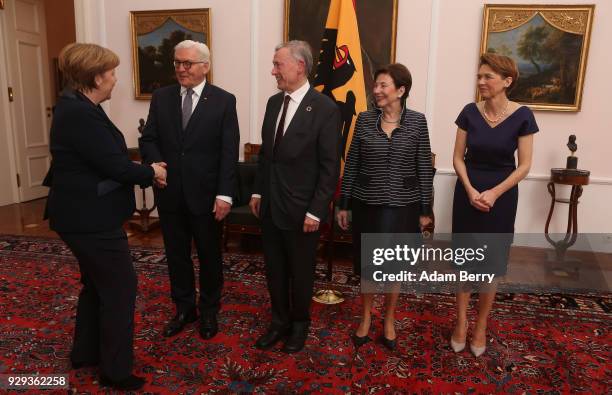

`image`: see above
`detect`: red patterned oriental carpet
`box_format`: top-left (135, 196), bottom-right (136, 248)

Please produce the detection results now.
top-left (0, 235), bottom-right (610, 393)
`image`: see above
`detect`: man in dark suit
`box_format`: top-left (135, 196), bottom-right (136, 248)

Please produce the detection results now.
top-left (139, 40), bottom-right (240, 340)
top-left (249, 41), bottom-right (341, 353)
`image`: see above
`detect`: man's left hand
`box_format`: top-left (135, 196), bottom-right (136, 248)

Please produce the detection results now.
top-left (214, 199), bottom-right (232, 221)
top-left (303, 216), bottom-right (320, 233)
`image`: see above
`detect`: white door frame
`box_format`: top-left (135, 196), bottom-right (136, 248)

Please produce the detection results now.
top-left (0, 4), bottom-right (26, 204)
top-left (73, 0), bottom-right (106, 44)
top-left (0, 1), bottom-right (105, 205)
top-left (4, 0), bottom-right (56, 202)
top-left (73, 0), bottom-right (108, 115)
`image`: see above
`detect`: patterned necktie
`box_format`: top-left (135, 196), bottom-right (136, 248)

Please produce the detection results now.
top-left (274, 95), bottom-right (291, 154)
top-left (182, 88), bottom-right (194, 130)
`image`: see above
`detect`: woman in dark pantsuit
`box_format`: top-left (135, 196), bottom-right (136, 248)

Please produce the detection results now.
top-left (450, 53), bottom-right (538, 357)
top-left (44, 43), bottom-right (167, 391)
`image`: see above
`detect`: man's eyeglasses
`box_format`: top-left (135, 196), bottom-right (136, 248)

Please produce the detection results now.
top-left (173, 60), bottom-right (206, 70)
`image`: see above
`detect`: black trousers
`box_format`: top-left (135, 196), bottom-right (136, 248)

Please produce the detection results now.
top-left (261, 215), bottom-right (320, 328)
top-left (158, 197), bottom-right (223, 317)
top-left (59, 229), bottom-right (136, 381)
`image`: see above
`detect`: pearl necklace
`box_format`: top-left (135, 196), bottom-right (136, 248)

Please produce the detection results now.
top-left (483, 100), bottom-right (509, 123)
top-left (382, 113), bottom-right (401, 124)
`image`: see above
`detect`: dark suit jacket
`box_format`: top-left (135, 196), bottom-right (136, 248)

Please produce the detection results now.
top-left (44, 90), bottom-right (154, 233)
top-left (139, 83), bottom-right (240, 215)
top-left (254, 87), bottom-right (341, 230)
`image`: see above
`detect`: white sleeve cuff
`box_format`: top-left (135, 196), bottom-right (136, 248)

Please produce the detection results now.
top-left (216, 195), bottom-right (233, 205)
top-left (306, 212), bottom-right (320, 222)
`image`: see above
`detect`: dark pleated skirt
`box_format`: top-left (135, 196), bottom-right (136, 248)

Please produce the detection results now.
top-left (351, 199), bottom-right (421, 277)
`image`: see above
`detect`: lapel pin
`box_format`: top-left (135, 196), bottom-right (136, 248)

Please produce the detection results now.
top-left (306, 106), bottom-right (312, 112)
top-left (203, 97), bottom-right (208, 100)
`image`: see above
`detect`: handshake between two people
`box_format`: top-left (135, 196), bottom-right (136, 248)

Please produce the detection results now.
top-left (148, 162), bottom-right (231, 222)
top-left (151, 162), bottom-right (168, 188)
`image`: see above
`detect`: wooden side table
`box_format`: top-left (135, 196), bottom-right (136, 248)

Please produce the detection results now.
top-left (127, 147), bottom-right (159, 233)
top-left (243, 143), bottom-right (261, 163)
top-left (544, 168), bottom-right (590, 262)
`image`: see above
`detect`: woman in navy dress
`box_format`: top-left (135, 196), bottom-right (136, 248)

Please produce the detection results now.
top-left (450, 53), bottom-right (538, 357)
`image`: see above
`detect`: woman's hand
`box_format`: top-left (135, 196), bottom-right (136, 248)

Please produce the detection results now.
top-left (337, 209), bottom-right (350, 231)
top-left (476, 189), bottom-right (499, 208)
top-left (419, 215), bottom-right (433, 232)
top-left (467, 187), bottom-right (490, 212)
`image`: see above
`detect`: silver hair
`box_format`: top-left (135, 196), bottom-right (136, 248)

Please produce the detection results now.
top-left (275, 40), bottom-right (313, 75)
top-left (174, 40), bottom-right (210, 63)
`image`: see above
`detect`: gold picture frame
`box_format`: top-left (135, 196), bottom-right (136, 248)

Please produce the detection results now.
top-left (479, 4), bottom-right (595, 112)
top-left (130, 8), bottom-right (211, 100)
top-left (284, 0), bottom-right (398, 100)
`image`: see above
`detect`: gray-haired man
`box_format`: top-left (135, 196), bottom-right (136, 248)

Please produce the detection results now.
top-left (140, 40), bottom-right (239, 340)
top-left (250, 41), bottom-right (341, 353)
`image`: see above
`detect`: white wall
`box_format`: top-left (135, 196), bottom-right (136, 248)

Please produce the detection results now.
top-left (44, 0), bottom-right (612, 235)
top-left (400, 0), bottom-right (612, 234)
top-left (254, 0), bottom-right (284, 143)
top-left (98, 0), bottom-right (252, 159)
top-left (262, 0), bottom-right (605, 236)
top-left (261, 0), bottom-right (612, 235)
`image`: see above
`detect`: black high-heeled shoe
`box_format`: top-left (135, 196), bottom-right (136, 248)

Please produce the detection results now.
top-left (379, 319), bottom-right (397, 351)
top-left (351, 333), bottom-right (371, 348)
top-left (377, 334), bottom-right (396, 351)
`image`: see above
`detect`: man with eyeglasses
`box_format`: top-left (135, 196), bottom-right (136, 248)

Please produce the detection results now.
top-left (139, 40), bottom-right (239, 340)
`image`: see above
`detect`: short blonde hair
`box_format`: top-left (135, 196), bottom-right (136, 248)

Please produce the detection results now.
top-left (480, 53), bottom-right (519, 92)
top-left (59, 43), bottom-right (119, 91)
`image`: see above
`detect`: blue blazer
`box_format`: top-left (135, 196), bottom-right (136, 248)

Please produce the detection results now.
top-left (44, 90), bottom-right (154, 233)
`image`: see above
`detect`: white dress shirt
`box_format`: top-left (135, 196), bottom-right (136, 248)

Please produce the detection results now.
top-left (274, 80), bottom-right (310, 135)
top-left (181, 79), bottom-right (232, 208)
top-left (252, 81), bottom-right (319, 222)
top-left (180, 79), bottom-right (206, 113)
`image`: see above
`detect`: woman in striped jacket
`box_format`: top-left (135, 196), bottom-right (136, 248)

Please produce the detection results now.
top-left (337, 64), bottom-right (433, 351)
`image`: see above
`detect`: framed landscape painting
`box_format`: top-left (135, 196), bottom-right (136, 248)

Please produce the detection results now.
top-left (480, 4), bottom-right (594, 111)
top-left (130, 9), bottom-right (211, 100)
top-left (284, 0), bottom-right (397, 102)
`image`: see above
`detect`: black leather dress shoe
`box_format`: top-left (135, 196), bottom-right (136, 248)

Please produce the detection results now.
top-left (162, 311), bottom-right (198, 337)
top-left (281, 323), bottom-right (309, 354)
top-left (99, 374), bottom-right (146, 391)
top-left (254, 326), bottom-right (290, 350)
top-left (199, 315), bottom-right (218, 340)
